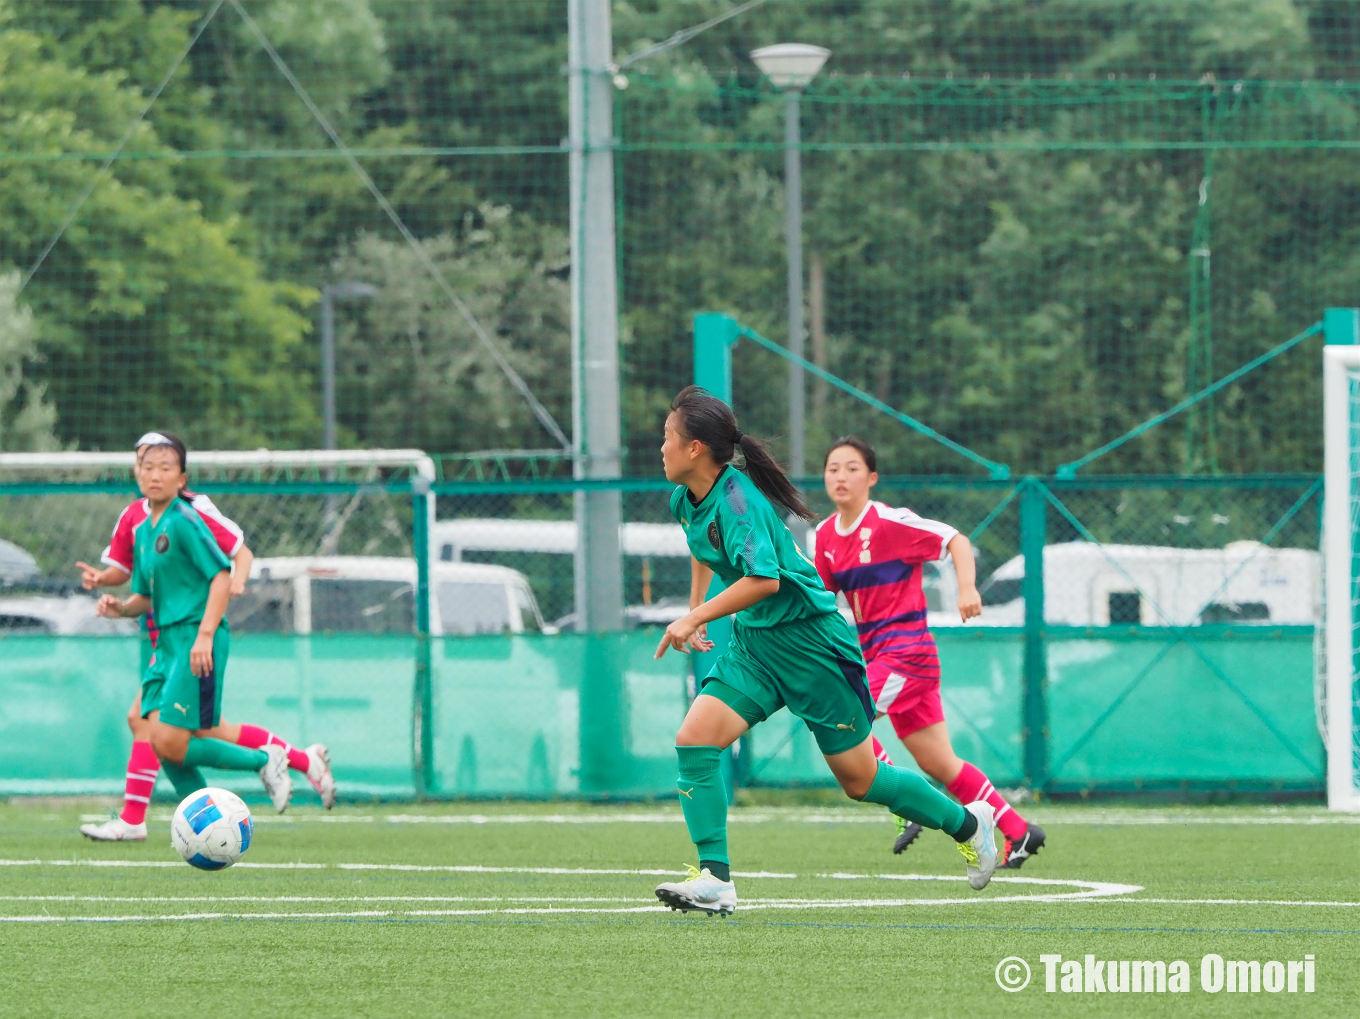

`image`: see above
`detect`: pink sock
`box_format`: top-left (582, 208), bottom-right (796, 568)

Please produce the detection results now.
top-left (120, 741), bottom-right (159, 825)
top-left (947, 761), bottom-right (1028, 841)
top-left (870, 736), bottom-right (894, 765)
top-left (237, 724), bottom-right (311, 773)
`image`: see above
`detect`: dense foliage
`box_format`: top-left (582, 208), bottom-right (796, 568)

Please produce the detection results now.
top-left (1, 0), bottom-right (1357, 473)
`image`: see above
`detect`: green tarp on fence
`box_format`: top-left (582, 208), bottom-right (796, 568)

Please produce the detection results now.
top-left (0, 627), bottom-right (1319, 799)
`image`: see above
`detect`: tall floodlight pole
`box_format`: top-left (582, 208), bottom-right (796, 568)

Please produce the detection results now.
top-left (320, 281), bottom-right (376, 450)
top-left (751, 43), bottom-right (830, 479)
top-left (568, 0), bottom-right (623, 633)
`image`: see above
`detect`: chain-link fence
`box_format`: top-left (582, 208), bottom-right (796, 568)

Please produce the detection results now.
top-left (0, 469), bottom-right (1323, 797)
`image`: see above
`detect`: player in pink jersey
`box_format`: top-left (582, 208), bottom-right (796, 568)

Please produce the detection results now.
top-left (814, 437), bottom-right (1045, 869)
top-left (73, 432), bottom-right (336, 842)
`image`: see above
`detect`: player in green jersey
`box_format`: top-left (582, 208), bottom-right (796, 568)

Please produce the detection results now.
top-left (652, 386), bottom-right (999, 916)
top-left (96, 436), bottom-right (291, 806)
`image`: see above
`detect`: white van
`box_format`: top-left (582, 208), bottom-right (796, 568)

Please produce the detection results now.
top-left (963, 541), bottom-right (1319, 628)
top-left (431, 519), bottom-right (689, 562)
top-left (231, 557), bottom-right (551, 636)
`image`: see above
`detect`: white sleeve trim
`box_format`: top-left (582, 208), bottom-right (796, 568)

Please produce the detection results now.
top-left (874, 503), bottom-right (959, 559)
top-left (100, 551), bottom-right (133, 574)
top-left (189, 493), bottom-right (246, 555)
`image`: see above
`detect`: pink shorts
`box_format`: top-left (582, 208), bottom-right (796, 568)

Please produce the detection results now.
top-left (866, 656), bottom-right (944, 740)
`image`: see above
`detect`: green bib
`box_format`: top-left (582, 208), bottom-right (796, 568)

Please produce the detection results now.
top-left (670, 467), bottom-right (836, 629)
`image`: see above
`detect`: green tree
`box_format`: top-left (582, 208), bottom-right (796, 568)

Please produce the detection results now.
top-left (328, 204), bottom-right (570, 452)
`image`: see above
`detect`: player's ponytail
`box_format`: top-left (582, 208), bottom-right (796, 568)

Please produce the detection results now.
top-left (669, 385), bottom-right (813, 520)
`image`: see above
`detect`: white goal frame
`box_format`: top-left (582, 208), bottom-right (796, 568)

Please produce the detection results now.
top-left (1323, 345), bottom-right (1360, 811)
top-left (0, 447), bottom-right (438, 560)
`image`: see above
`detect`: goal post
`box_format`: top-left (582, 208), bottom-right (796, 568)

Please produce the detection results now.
top-left (1323, 340), bottom-right (1360, 811)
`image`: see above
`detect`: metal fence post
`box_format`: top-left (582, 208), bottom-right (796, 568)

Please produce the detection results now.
top-left (1020, 477), bottom-right (1048, 791)
top-left (693, 312), bottom-right (741, 797)
top-left (412, 477), bottom-right (435, 799)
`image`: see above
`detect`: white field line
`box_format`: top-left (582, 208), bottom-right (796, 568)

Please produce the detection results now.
top-left (14, 891), bottom-right (1360, 923)
top-left (116, 809), bottom-right (1360, 827)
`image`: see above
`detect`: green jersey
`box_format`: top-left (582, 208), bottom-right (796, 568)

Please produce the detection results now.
top-left (131, 500), bottom-right (232, 630)
top-left (670, 467), bottom-right (837, 628)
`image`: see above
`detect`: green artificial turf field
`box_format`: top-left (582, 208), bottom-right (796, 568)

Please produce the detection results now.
top-left (1, 798), bottom-right (1356, 1018)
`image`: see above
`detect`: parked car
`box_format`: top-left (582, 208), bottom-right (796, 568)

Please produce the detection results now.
top-left (0, 593), bottom-right (137, 635)
top-left (0, 539), bottom-right (40, 585)
top-left (969, 541), bottom-right (1319, 627)
top-left (229, 556), bottom-right (553, 636)
top-left (553, 596), bottom-right (691, 632)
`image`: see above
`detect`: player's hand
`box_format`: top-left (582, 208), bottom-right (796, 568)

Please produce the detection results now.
top-left (958, 585), bottom-right (982, 623)
top-left (95, 594), bottom-right (125, 618)
top-left (190, 633), bottom-right (215, 677)
top-left (655, 615), bottom-right (711, 658)
top-left (229, 575), bottom-right (247, 598)
top-left (75, 561), bottom-right (103, 590)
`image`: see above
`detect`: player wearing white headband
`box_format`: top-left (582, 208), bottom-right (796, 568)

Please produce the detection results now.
top-left (75, 432), bottom-right (336, 842)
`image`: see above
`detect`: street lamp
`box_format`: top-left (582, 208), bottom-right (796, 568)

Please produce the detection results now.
top-left (320, 281), bottom-right (377, 450)
top-left (751, 43), bottom-right (830, 479)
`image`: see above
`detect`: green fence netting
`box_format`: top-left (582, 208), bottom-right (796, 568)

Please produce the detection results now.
top-left (0, 474), bottom-right (1324, 798)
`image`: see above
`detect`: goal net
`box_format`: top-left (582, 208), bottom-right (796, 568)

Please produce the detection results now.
top-left (0, 449), bottom-right (434, 635)
top-left (1322, 346), bottom-right (1360, 811)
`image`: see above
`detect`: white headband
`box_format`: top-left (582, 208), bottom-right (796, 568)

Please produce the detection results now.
top-left (134, 431), bottom-right (173, 449)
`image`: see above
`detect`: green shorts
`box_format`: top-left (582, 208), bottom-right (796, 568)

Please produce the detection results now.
top-left (140, 621), bottom-right (229, 731)
top-left (700, 611), bottom-right (874, 756)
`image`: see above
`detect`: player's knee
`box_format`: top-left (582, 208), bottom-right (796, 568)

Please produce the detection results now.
top-left (150, 732), bottom-right (186, 764)
top-left (841, 775), bottom-right (874, 801)
top-left (126, 704), bottom-right (141, 731)
top-left (674, 723), bottom-right (705, 747)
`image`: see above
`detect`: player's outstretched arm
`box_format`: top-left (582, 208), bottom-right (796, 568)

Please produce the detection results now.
top-left (656, 574), bottom-right (780, 659)
top-left (948, 533), bottom-right (981, 622)
top-left (76, 561), bottom-right (131, 590)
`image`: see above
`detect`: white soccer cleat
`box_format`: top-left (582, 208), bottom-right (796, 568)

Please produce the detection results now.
top-left (304, 743), bottom-right (336, 810)
top-left (79, 817), bottom-right (147, 842)
top-left (258, 743), bottom-right (292, 813)
top-left (655, 865), bottom-right (737, 916)
top-left (956, 800), bottom-right (999, 890)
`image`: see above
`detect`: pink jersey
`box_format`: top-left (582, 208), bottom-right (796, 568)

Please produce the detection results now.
top-left (102, 492), bottom-right (244, 644)
top-left (813, 501), bottom-right (957, 666)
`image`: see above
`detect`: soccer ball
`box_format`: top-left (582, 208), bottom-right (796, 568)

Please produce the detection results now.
top-left (171, 788), bottom-right (253, 871)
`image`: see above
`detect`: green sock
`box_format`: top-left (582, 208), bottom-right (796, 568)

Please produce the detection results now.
top-left (676, 745), bottom-right (729, 870)
top-left (182, 738), bottom-right (268, 772)
top-left (160, 761), bottom-right (207, 799)
top-left (862, 761), bottom-right (968, 835)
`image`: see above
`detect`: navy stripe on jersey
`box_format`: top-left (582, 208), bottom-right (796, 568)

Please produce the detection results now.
top-left (855, 608), bottom-right (927, 633)
top-left (831, 558), bottom-right (916, 592)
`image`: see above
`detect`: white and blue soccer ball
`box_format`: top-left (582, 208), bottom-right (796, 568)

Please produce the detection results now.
top-left (171, 788), bottom-right (253, 871)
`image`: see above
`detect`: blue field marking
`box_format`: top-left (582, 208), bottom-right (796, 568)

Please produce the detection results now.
top-left (186, 854), bottom-right (228, 872)
top-left (238, 818), bottom-right (252, 854)
top-left (184, 794), bottom-right (223, 835)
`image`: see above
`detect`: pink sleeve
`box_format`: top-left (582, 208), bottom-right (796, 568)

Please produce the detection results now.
top-left (191, 495), bottom-right (246, 557)
top-left (812, 521), bottom-right (841, 593)
top-left (875, 507), bottom-right (959, 564)
top-left (100, 504), bottom-right (138, 573)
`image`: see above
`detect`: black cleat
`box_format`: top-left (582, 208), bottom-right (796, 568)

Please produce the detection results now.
top-left (892, 820), bottom-right (923, 855)
top-left (1001, 823), bottom-right (1046, 869)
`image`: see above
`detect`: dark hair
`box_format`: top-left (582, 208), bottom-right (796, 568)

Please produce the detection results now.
top-left (824, 435), bottom-right (877, 473)
top-left (669, 385), bottom-right (813, 520)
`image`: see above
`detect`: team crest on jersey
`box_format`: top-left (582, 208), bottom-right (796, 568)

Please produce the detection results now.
top-left (155, 534), bottom-right (170, 554)
top-left (707, 521), bottom-right (722, 551)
